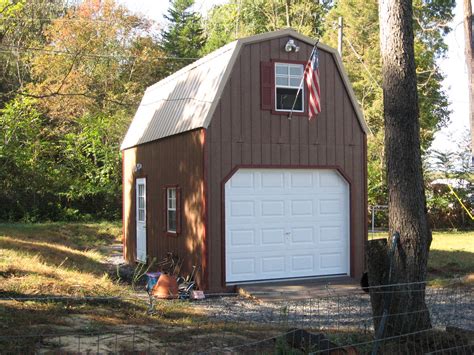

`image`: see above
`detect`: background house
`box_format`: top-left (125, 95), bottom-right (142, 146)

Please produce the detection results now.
top-left (121, 29), bottom-right (368, 291)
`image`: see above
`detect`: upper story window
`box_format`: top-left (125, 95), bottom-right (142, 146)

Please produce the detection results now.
top-left (274, 63), bottom-right (304, 112)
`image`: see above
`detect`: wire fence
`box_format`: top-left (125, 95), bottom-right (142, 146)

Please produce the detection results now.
top-left (1, 278), bottom-right (472, 354)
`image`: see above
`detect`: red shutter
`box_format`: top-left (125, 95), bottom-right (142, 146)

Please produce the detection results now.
top-left (162, 187), bottom-right (167, 232)
top-left (260, 61), bottom-right (274, 110)
top-left (176, 187), bottom-right (182, 235)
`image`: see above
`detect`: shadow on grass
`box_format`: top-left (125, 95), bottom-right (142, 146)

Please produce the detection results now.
top-left (428, 249), bottom-right (474, 279)
top-left (0, 268), bottom-right (61, 280)
top-left (0, 237), bottom-right (108, 276)
top-left (0, 290), bottom-right (211, 352)
top-left (0, 222), bottom-right (120, 251)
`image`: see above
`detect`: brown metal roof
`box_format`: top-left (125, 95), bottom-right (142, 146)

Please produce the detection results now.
top-left (121, 29), bottom-right (368, 150)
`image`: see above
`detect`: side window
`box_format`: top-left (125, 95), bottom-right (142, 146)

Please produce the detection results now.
top-left (274, 63), bottom-right (304, 112)
top-left (167, 187), bottom-right (177, 233)
top-left (162, 186), bottom-right (181, 235)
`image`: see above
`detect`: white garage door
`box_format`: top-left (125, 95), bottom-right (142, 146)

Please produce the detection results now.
top-left (225, 168), bottom-right (349, 283)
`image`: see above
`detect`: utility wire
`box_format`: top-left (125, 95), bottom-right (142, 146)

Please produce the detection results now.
top-left (0, 45), bottom-right (199, 61)
top-left (343, 37), bottom-right (381, 89)
top-left (0, 17), bottom-right (114, 23)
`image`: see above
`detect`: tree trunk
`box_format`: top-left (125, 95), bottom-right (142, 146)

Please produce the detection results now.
top-left (464, 0), bottom-right (474, 161)
top-left (369, 0), bottom-right (432, 336)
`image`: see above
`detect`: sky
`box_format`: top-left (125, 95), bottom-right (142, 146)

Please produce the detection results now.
top-left (118, 0), bottom-right (470, 154)
top-left (433, 1), bottom-right (469, 153)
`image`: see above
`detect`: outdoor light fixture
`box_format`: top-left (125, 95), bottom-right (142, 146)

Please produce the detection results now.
top-left (133, 163), bottom-right (143, 173)
top-left (284, 39), bottom-right (300, 53)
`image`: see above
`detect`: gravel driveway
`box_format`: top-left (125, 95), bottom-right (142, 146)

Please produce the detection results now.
top-left (194, 284), bottom-right (474, 332)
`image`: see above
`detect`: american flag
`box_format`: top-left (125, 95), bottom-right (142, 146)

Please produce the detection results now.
top-left (305, 45), bottom-right (321, 119)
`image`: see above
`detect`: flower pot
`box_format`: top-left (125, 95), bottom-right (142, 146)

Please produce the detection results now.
top-left (151, 274), bottom-right (178, 299)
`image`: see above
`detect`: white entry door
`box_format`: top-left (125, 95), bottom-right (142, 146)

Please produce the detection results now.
top-left (225, 169), bottom-right (349, 283)
top-left (136, 178), bottom-right (147, 263)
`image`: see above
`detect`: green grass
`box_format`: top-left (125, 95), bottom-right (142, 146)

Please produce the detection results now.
top-left (0, 222), bottom-right (210, 352)
top-left (0, 221), bottom-right (124, 297)
top-left (369, 230), bottom-right (474, 283)
top-left (0, 223), bottom-right (472, 352)
top-left (0, 222), bottom-right (142, 345)
top-left (428, 230), bottom-right (474, 283)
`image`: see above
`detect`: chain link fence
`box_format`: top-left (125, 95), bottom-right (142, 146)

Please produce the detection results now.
top-left (1, 278), bottom-right (473, 353)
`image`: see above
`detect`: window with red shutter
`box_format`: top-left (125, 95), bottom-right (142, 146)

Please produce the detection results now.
top-left (275, 62), bottom-right (304, 112)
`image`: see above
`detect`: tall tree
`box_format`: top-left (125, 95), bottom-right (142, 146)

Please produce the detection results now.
top-left (28, 0), bottom-right (164, 122)
top-left (203, 0), bottom-right (330, 54)
top-left (0, 0), bottom-right (167, 221)
top-left (371, 0), bottom-right (432, 335)
top-left (0, 0), bottom-right (68, 106)
top-left (323, 0), bottom-right (453, 207)
top-left (160, 0), bottom-right (206, 74)
top-left (464, 0), bottom-right (474, 162)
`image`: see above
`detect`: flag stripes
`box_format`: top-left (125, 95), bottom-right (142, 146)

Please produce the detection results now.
top-left (305, 46), bottom-right (321, 119)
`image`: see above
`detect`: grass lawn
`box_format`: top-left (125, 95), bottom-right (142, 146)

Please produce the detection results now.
top-left (428, 230), bottom-right (474, 283)
top-left (0, 221), bottom-right (124, 297)
top-left (0, 222), bottom-right (280, 353)
top-left (0, 222), bottom-right (210, 352)
top-left (0, 223), bottom-right (472, 352)
top-left (369, 230), bottom-right (474, 284)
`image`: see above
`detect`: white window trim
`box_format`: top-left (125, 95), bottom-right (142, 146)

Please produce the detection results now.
top-left (167, 187), bottom-right (177, 233)
top-left (136, 180), bottom-right (146, 223)
top-left (274, 62), bottom-right (305, 112)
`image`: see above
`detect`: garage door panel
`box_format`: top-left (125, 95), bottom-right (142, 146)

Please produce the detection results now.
top-left (319, 170), bottom-right (345, 188)
top-left (320, 226), bottom-right (344, 243)
top-left (290, 171), bottom-right (314, 188)
top-left (228, 229), bottom-right (255, 247)
top-left (229, 200), bottom-right (255, 217)
top-left (230, 170), bottom-right (255, 188)
top-left (228, 257), bottom-right (256, 280)
top-left (291, 254), bottom-right (315, 272)
top-left (290, 199), bottom-right (315, 216)
top-left (319, 198), bottom-right (344, 215)
top-left (290, 227), bottom-right (314, 244)
top-left (261, 200), bottom-right (285, 216)
top-left (261, 171), bottom-right (285, 188)
top-left (261, 228), bottom-right (285, 246)
top-left (226, 168), bottom-right (349, 283)
top-left (320, 251), bottom-right (345, 271)
top-left (262, 256), bottom-right (286, 273)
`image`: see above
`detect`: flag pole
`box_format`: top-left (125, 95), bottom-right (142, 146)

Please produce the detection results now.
top-left (288, 40), bottom-right (318, 121)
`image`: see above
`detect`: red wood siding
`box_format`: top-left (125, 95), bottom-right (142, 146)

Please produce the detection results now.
top-left (122, 129), bottom-right (206, 288)
top-left (206, 36), bottom-right (367, 291)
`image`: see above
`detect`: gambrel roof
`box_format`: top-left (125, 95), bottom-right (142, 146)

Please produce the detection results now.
top-left (121, 29), bottom-right (368, 150)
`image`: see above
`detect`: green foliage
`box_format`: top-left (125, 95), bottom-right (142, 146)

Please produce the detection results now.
top-left (0, 96), bottom-right (60, 221)
top-left (161, 0), bottom-right (206, 74)
top-left (0, 96), bottom-right (125, 221)
top-left (202, 0), bottom-right (330, 54)
top-left (322, 0), bottom-right (454, 207)
top-left (0, 0), bottom-right (459, 223)
top-left (59, 113), bottom-right (126, 219)
top-left (0, 0), bottom-right (169, 221)
top-left (0, 0), bottom-right (67, 105)
top-left (28, 0), bottom-right (164, 120)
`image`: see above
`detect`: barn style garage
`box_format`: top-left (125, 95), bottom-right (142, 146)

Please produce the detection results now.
top-left (121, 29), bottom-right (368, 292)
